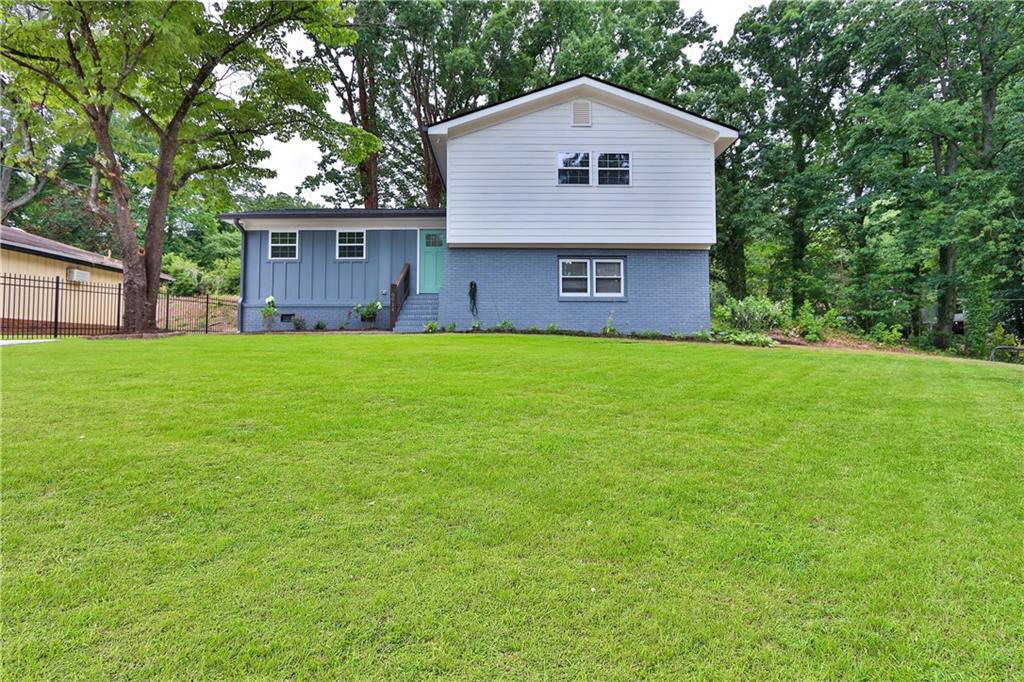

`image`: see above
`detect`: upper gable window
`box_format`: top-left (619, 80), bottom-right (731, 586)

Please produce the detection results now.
top-left (269, 231), bottom-right (298, 260)
top-left (597, 153), bottom-right (631, 186)
top-left (336, 230), bottom-right (366, 260)
top-left (571, 100), bottom-right (592, 127)
top-left (557, 152), bottom-right (590, 185)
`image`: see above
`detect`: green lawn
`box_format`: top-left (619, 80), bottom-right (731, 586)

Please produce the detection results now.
top-left (3, 335), bottom-right (1022, 678)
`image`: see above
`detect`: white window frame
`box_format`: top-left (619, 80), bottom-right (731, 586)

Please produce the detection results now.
top-left (268, 230), bottom-right (299, 261)
top-left (335, 229), bottom-right (367, 261)
top-left (593, 258), bottom-right (625, 297)
top-left (596, 152), bottom-right (632, 187)
top-left (556, 151), bottom-right (592, 186)
top-left (559, 258), bottom-right (591, 297)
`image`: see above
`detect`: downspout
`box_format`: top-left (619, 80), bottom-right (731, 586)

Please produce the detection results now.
top-left (234, 219), bottom-right (245, 333)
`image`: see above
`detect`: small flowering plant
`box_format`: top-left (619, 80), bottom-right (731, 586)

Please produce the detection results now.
top-left (354, 300), bottom-right (383, 322)
top-left (260, 296), bottom-right (277, 330)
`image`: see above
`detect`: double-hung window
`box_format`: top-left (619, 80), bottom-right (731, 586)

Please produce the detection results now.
top-left (597, 153), bottom-right (631, 186)
top-left (336, 230), bottom-right (366, 259)
top-left (557, 152), bottom-right (591, 185)
top-left (269, 231), bottom-right (298, 260)
top-left (593, 259), bottom-right (624, 296)
top-left (559, 257), bottom-right (625, 298)
top-left (559, 259), bottom-right (590, 296)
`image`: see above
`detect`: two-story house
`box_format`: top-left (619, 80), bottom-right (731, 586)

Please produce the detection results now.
top-left (221, 76), bottom-right (739, 334)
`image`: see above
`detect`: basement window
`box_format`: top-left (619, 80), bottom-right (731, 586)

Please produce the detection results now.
top-left (269, 231), bottom-right (298, 260)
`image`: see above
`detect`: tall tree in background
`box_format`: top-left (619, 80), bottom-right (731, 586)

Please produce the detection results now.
top-left (687, 44), bottom-right (772, 300)
top-left (732, 1), bottom-right (855, 310)
top-left (303, 0), bottom-right (714, 208)
top-left (1, 1), bottom-right (378, 332)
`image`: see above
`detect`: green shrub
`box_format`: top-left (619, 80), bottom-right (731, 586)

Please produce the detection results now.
top-left (713, 296), bottom-right (790, 332)
top-left (163, 253), bottom-right (203, 296)
top-left (471, 320), bottom-right (482, 331)
top-left (201, 257), bottom-right (240, 295)
top-left (423, 321), bottom-right (441, 333)
top-left (868, 322), bottom-right (903, 345)
top-left (353, 300), bottom-right (383, 322)
top-left (717, 329), bottom-right (775, 347)
top-left (444, 323), bottom-right (457, 332)
top-left (493, 320), bottom-right (516, 332)
top-left (631, 329), bottom-right (663, 339)
top-left (990, 323), bottom-right (1022, 363)
top-left (601, 311), bottom-right (618, 336)
top-left (546, 323), bottom-right (559, 333)
top-left (795, 301), bottom-right (826, 342)
top-left (692, 329), bottom-right (712, 342)
top-left (291, 316), bottom-right (307, 331)
top-left (313, 320), bottom-right (326, 331)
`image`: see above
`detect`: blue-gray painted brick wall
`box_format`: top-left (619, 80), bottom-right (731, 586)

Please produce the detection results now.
top-left (437, 248), bottom-right (710, 334)
top-left (240, 304), bottom-right (387, 332)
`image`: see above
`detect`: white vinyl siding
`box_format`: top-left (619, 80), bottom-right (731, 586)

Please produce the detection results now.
top-left (269, 231), bottom-right (298, 260)
top-left (446, 99), bottom-right (716, 246)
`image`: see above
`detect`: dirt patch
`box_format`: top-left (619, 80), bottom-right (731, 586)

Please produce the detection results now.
top-left (767, 330), bottom-right (920, 354)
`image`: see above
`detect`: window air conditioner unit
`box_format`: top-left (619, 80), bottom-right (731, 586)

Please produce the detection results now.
top-left (66, 268), bottom-right (90, 283)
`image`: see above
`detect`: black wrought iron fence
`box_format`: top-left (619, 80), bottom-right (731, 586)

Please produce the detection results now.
top-left (1, 273), bottom-right (237, 339)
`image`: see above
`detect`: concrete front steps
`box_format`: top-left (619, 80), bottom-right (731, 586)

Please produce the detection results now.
top-left (393, 293), bottom-right (439, 333)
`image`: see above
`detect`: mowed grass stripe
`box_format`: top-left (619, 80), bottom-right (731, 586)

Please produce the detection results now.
top-left (2, 335), bottom-right (1022, 678)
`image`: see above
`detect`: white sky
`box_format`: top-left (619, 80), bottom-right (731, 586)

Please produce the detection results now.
top-left (260, 1), bottom-right (764, 203)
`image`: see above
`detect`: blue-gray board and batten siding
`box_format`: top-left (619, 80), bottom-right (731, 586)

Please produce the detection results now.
top-left (239, 229), bottom-right (417, 331)
top-left (436, 248), bottom-right (710, 335)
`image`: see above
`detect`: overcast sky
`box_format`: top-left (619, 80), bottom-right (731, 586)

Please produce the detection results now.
top-left (260, 0), bottom-right (764, 203)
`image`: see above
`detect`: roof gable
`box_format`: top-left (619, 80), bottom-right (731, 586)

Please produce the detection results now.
top-left (426, 76), bottom-right (740, 182)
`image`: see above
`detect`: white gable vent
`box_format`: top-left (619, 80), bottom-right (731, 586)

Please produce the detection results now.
top-left (571, 100), bottom-right (592, 127)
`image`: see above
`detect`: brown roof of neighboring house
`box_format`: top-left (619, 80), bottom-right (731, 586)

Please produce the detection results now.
top-left (0, 225), bottom-right (173, 281)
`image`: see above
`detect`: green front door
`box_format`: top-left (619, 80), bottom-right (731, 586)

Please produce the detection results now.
top-left (419, 229), bottom-right (446, 293)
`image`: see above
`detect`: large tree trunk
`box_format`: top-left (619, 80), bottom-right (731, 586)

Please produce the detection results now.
top-left (932, 137), bottom-right (959, 347)
top-left (421, 130), bottom-right (443, 208)
top-left (356, 48), bottom-right (379, 209)
top-left (88, 111), bottom-right (157, 332)
top-left (934, 243), bottom-right (957, 348)
top-left (789, 133), bottom-right (809, 311)
top-left (718, 221), bottom-right (747, 300)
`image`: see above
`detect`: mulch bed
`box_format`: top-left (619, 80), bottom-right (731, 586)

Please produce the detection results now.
top-left (84, 332), bottom-right (186, 340)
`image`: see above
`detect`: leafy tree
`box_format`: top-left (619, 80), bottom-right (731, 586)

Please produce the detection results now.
top-left (1, 1), bottom-right (378, 331)
top-left (732, 1), bottom-right (856, 310)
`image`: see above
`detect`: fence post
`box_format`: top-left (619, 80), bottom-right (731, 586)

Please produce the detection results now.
top-left (53, 276), bottom-right (61, 338)
top-left (115, 283), bottom-right (122, 332)
top-left (204, 294), bottom-right (210, 333)
top-left (164, 289), bottom-right (170, 331)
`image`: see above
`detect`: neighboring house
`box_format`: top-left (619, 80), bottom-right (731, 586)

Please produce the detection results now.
top-left (1, 224), bottom-right (172, 286)
top-left (0, 224), bottom-right (172, 333)
top-left (221, 76), bottom-right (739, 334)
